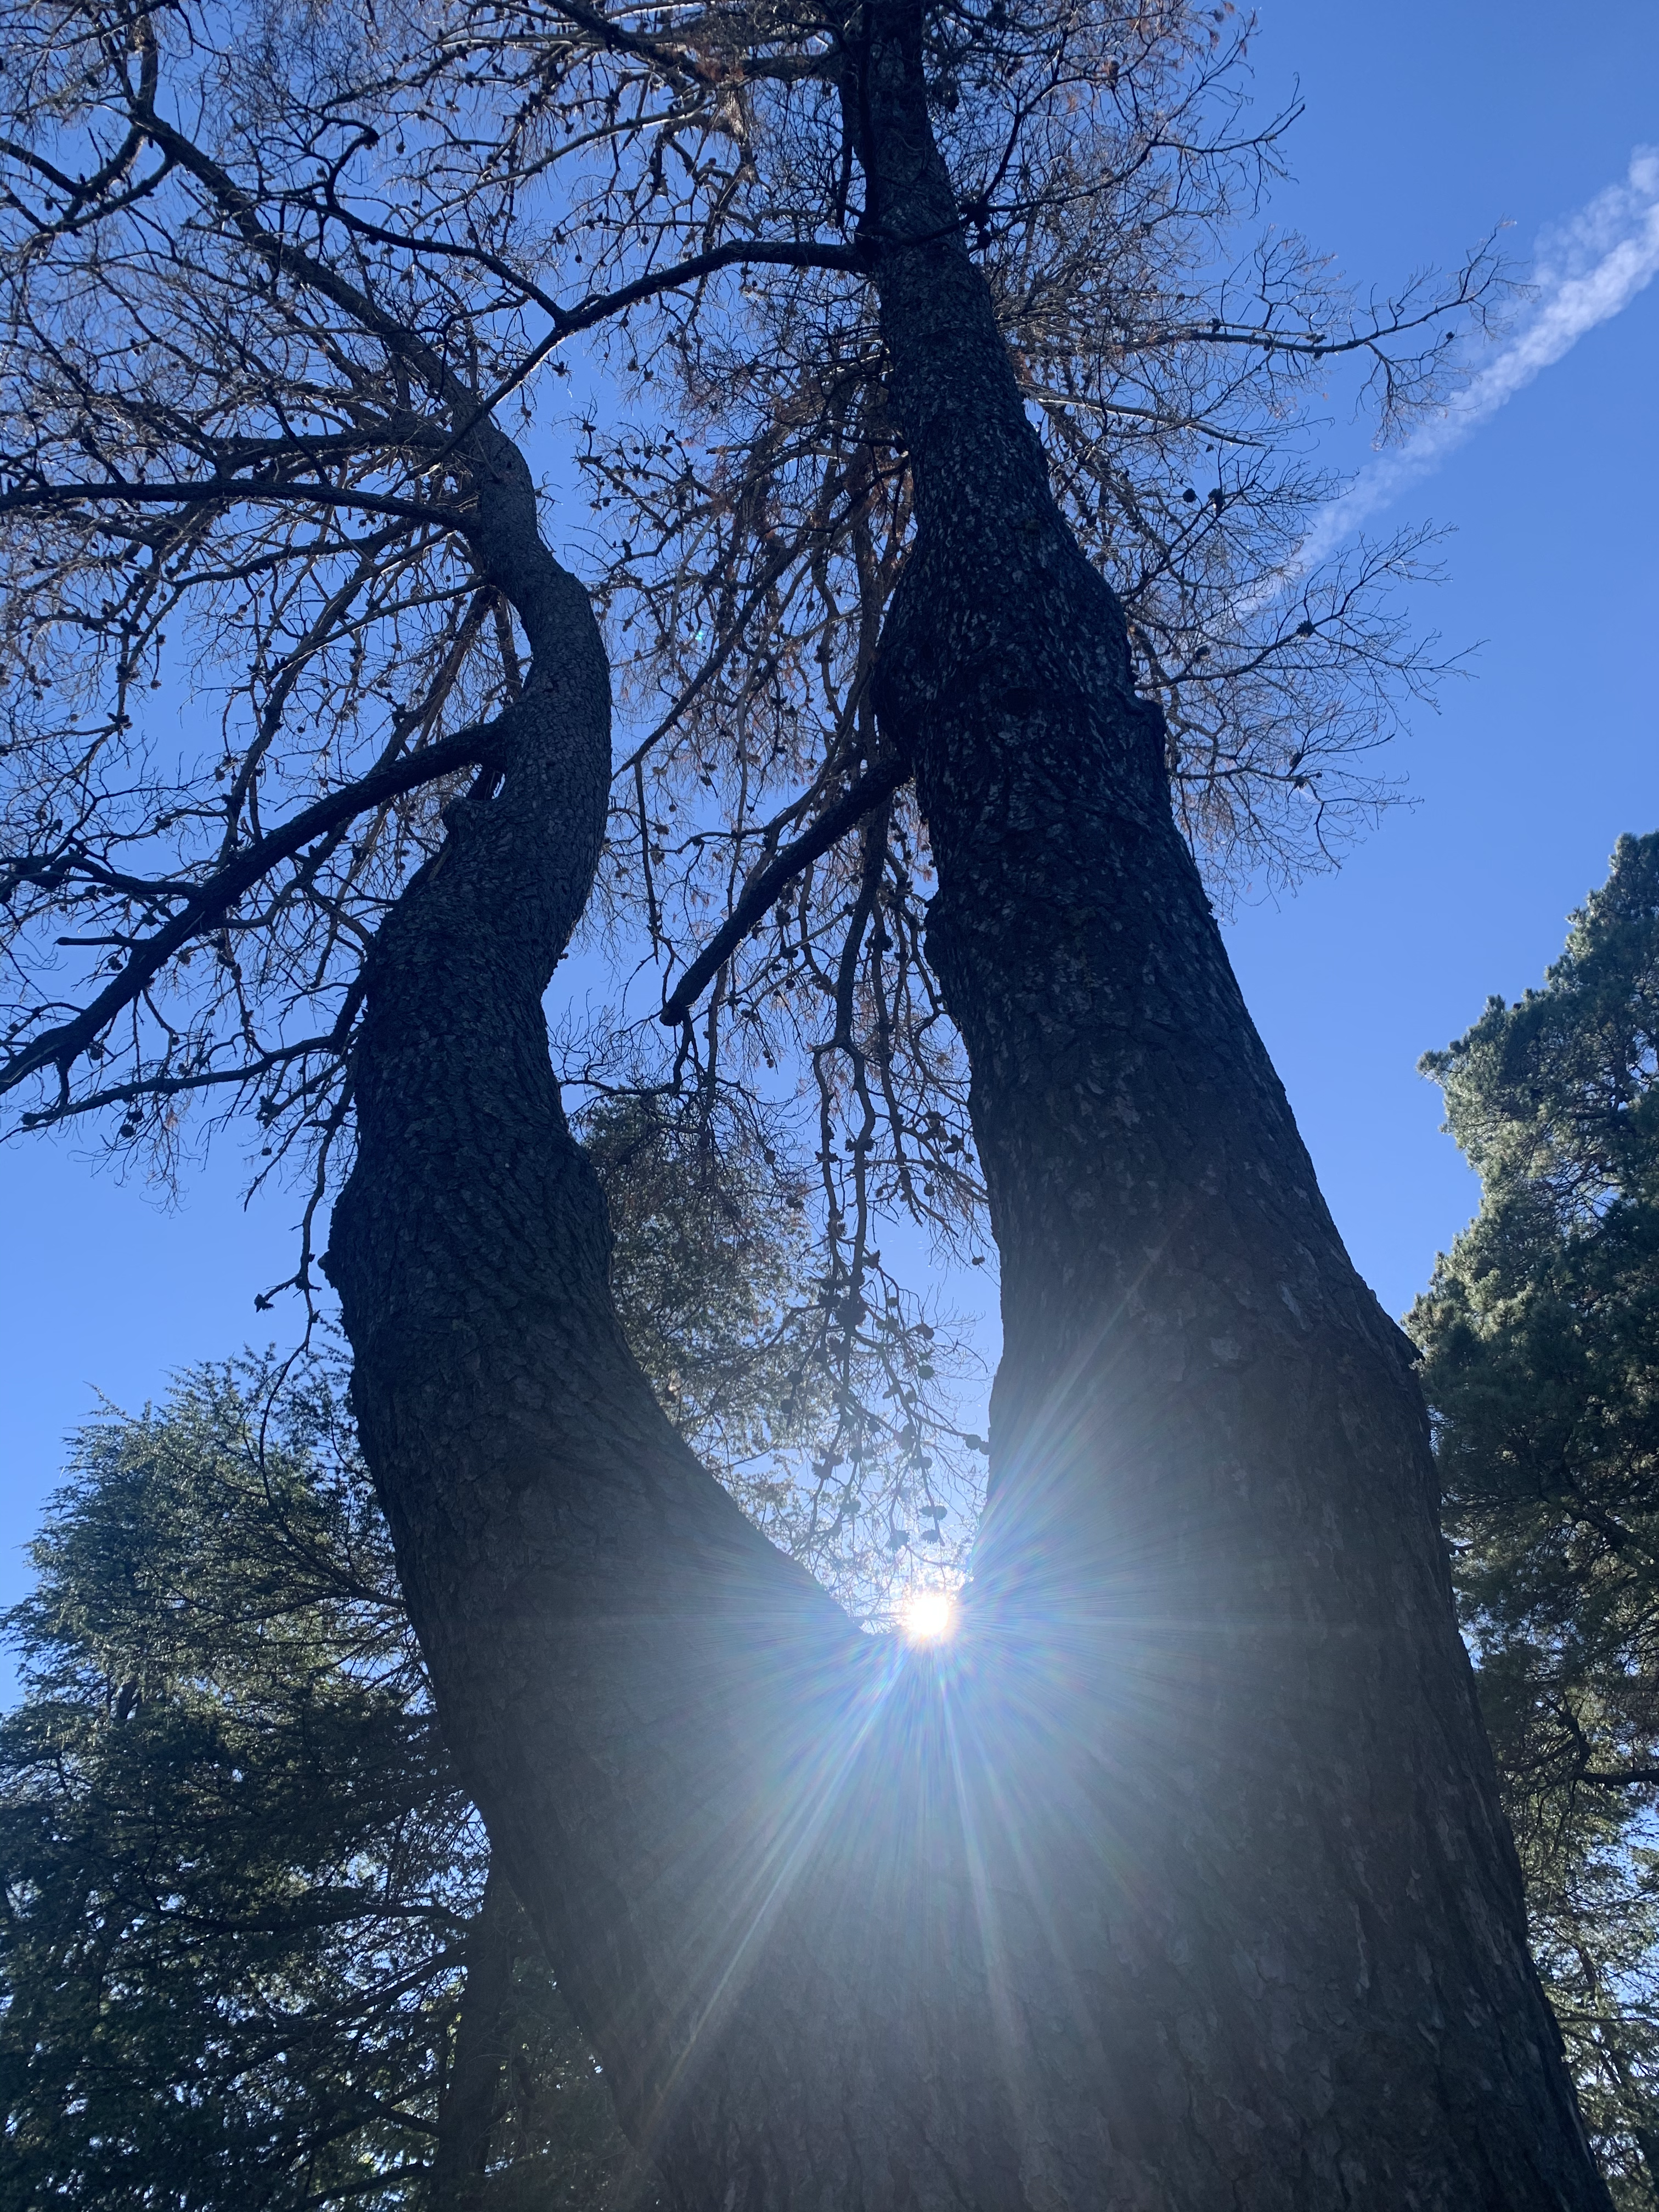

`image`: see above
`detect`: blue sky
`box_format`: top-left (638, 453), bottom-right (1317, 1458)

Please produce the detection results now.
top-left (1224, 0), bottom-right (1657, 1319)
top-left (2, 0), bottom-right (1655, 1660)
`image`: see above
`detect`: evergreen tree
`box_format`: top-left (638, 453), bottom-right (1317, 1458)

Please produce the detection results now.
top-left (0, 1362), bottom-right (645, 2211)
top-left (1413, 831), bottom-right (1659, 2205)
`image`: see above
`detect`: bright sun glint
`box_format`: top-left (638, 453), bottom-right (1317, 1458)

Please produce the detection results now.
top-left (900, 1587), bottom-right (956, 1645)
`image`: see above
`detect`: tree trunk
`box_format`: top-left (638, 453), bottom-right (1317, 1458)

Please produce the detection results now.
top-left (837, 1), bottom-right (1609, 2203)
top-left (430, 1863), bottom-right (518, 2210)
top-left (326, 54), bottom-right (1610, 2212)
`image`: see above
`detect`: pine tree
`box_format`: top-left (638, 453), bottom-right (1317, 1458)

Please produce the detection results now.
top-left (0, 1359), bottom-right (647, 2210)
top-left (1413, 832), bottom-right (1659, 2205)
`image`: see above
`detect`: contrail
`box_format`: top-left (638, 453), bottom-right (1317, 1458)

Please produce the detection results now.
top-left (1266, 145), bottom-right (1659, 596)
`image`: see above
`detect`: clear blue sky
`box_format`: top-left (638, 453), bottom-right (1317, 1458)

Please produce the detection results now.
top-left (2, 0), bottom-right (1655, 1663)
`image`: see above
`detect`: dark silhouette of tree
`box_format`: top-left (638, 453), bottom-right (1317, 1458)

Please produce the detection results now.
top-left (0, 1115), bottom-right (860, 2210)
top-left (0, 1), bottom-right (1606, 2204)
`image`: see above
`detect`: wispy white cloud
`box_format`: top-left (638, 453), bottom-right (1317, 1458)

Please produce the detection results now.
top-left (1268, 146), bottom-right (1659, 595)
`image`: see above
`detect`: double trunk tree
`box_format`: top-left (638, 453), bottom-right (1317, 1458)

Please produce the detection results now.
top-left (325, 3), bottom-right (1606, 2204)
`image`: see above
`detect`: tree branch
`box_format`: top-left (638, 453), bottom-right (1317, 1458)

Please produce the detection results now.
top-left (658, 752), bottom-right (907, 1025)
top-left (1, 724), bottom-right (501, 1105)
top-left (438, 237), bottom-right (865, 464)
top-left (0, 476), bottom-right (458, 527)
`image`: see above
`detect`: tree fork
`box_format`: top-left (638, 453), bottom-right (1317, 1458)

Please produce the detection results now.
top-left (324, 19), bottom-right (1609, 2209)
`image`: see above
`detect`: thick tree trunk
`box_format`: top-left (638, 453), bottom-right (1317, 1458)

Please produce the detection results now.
top-left (326, 428), bottom-right (966, 2199)
top-left (837, 2), bottom-right (1609, 2203)
top-left (327, 51), bottom-right (1609, 2212)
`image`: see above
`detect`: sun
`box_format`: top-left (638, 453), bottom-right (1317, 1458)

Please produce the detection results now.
top-left (900, 1585), bottom-right (956, 1645)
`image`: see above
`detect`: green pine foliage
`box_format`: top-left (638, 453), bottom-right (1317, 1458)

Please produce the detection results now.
top-left (0, 1362), bottom-right (642, 2211)
top-left (1412, 831), bottom-right (1659, 2205)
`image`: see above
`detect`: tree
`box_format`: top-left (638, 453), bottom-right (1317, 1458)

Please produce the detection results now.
top-left (1412, 831), bottom-right (1659, 2205)
top-left (0, 1), bottom-right (1605, 2204)
top-left (0, 1361), bottom-right (646, 2211)
top-left (329, 2), bottom-right (1604, 2197)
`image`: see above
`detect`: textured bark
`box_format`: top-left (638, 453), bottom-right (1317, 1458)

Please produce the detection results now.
top-left (326, 24), bottom-right (1610, 2209)
top-left (324, 421), bottom-right (940, 2198)
top-left (836, 3), bottom-right (1610, 2204)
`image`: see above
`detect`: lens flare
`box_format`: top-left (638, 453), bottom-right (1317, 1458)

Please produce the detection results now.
top-left (900, 1586), bottom-right (956, 1645)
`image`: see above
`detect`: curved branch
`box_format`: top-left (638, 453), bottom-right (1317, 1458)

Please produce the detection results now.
top-left (658, 752), bottom-right (907, 1025)
top-left (1, 724), bottom-right (501, 1106)
top-left (441, 237), bottom-right (865, 462)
